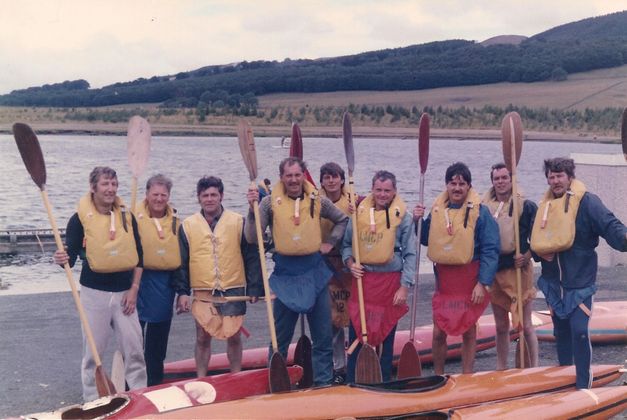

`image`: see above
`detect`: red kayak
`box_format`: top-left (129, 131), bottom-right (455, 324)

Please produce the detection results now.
top-left (137, 365), bottom-right (623, 419)
top-left (21, 366), bottom-right (302, 419)
top-left (534, 300), bottom-right (627, 344)
top-left (164, 314), bottom-right (516, 382)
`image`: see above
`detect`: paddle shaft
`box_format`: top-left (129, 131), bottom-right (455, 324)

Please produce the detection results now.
top-left (130, 177), bottom-right (139, 213)
top-left (508, 116), bottom-right (526, 366)
top-left (408, 172), bottom-right (425, 340)
top-left (41, 188), bottom-right (112, 395)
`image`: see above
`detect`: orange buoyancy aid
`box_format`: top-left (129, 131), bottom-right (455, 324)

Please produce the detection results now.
top-left (183, 210), bottom-right (246, 290)
top-left (427, 188), bottom-right (481, 265)
top-left (77, 193), bottom-right (139, 273)
top-left (530, 179), bottom-right (586, 254)
top-left (135, 200), bottom-right (181, 270)
top-left (271, 180), bottom-right (322, 255)
top-left (355, 193), bottom-right (407, 265)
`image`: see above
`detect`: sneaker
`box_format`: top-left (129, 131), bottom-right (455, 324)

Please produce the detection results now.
top-left (332, 371), bottom-right (346, 385)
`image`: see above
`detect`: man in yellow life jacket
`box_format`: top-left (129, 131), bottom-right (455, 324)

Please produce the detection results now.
top-left (483, 163), bottom-right (538, 370)
top-left (173, 176), bottom-right (263, 377)
top-left (341, 170), bottom-right (416, 383)
top-left (413, 162), bottom-right (499, 375)
top-left (53, 166), bottom-right (146, 402)
top-left (531, 158), bottom-right (627, 389)
top-left (135, 174), bottom-right (183, 386)
top-left (246, 157), bottom-right (348, 386)
top-left (319, 162), bottom-right (353, 384)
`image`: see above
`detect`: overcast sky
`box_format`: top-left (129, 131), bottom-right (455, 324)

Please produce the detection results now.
top-left (0, 1), bottom-right (624, 94)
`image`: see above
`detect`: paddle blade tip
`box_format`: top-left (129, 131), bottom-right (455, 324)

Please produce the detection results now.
top-left (397, 342), bottom-right (422, 379)
top-left (355, 345), bottom-right (383, 384)
top-left (501, 111), bottom-right (523, 171)
top-left (12, 122), bottom-right (46, 188)
top-left (418, 113), bottom-right (430, 173)
top-left (342, 112), bottom-right (355, 172)
top-left (269, 352), bottom-right (292, 393)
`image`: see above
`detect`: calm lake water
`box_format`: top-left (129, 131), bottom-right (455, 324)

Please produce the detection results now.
top-left (0, 133), bottom-right (621, 295)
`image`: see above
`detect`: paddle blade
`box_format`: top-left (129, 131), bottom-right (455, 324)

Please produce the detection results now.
top-left (269, 352), bottom-right (292, 393)
top-left (237, 120), bottom-right (258, 181)
top-left (290, 123), bottom-right (303, 159)
top-left (355, 344), bottom-right (382, 384)
top-left (293, 335), bottom-right (313, 389)
top-left (621, 107), bottom-right (626, 161)
top-left (501, 112), bottom-right (523, 172)
top-left (418, 113), bottom-right (430, 174)
top-left (127, 116), bottom-right (151, 178)
top-left (397, 342), bottom-right (422, 379)
top-left (95, 365), bottom-right (116, 397)
top-left (342, 112), bottom-right (355, 173)
top-left (12, 123), bottom-right (46, 189)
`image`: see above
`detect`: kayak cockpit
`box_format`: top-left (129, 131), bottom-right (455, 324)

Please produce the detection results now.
top-left (23, 396), bottom-right (129, 420)
top-left (351, 375), bottom-right (448, 393)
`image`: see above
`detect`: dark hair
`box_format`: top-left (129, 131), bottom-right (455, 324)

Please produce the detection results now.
top-left (279, 157), bottom-right (307, 176)
top-left (89, 166), bottom-right (117, 189)
top-left (543, 157), bottom-right (576, 178)
top-left (146, 174), bottom-right (173, 193)
top-left (263, 178), bottom-right (271, 186)
top-left (371, 170), bottom-right (396, 189)
top-left (489, 163), bottom-right (509, 182)
top-left (319, 162), bottom-right (345, 184)
top-left (445, 162), bottom-right (472, 185)
top-left (196, 176), bottom-right (224, 195)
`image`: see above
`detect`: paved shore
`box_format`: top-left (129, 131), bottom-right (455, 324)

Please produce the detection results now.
top-left (1, 266), bottom-right (625, 418)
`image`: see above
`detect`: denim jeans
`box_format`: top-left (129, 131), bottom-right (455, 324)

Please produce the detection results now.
top-left (271, 286), bottom-right (334, 386)
top-left (140, 319), bottom-right (172, 386)
top-left (346, 323), bottom-right (397, 383)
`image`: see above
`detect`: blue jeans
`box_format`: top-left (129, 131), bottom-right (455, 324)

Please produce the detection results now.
top-left (346, 323), bottom-right (397, 383)
top-left (271, 286), bottom-right (333, 386)
top-left (552, 296), bottom-right (592, 389)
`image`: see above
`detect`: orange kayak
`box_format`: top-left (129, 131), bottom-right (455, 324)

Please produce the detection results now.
top-left (534, 301), bottom-right (627, 344)
top-left (164, 314), bottom-right (516, 382)
top-left (138, 365), bottom-right (623, 419)
top-left (20, 366), bottom-right (302, 419)
top-left (438, 386), bottom-right (627, 419)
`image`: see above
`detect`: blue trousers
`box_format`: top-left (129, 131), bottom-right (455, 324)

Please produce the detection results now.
top-left (552, 296), bottom-right (592, 389)
top-left (346, 323), bottom-right (397, 383)
top-left (271, 287), bottom-right (333, 386)
top-left (140, 319), bottom-right (172, 386)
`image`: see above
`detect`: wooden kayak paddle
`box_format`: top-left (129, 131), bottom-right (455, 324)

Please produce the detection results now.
top-left (397, 113), bottom-right (430, 379)
top-left (501, 112), bottom-right (529, 368)
top-left (237, 119), bottom-right (291, 393)
top-left (622, 107), bottom-right (627, 161)
top-left (127, 115), bottom-right (151, 213)
top-left (12, 123), bottom-right (117, 397)
top-left (289, 122), bottom-right (314, 389)
top-left (342, 112), bottom-right (382, 384)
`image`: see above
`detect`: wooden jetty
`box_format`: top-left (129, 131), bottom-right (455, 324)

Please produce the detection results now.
top-left (0, 228), bottom-right (65, 255)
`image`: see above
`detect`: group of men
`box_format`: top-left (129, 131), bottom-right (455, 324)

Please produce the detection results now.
top-left (54, 153), bottom-right (626, 401)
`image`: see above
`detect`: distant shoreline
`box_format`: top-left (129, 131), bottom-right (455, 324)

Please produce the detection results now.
top-left (0, 121), bottom-right (620, 144)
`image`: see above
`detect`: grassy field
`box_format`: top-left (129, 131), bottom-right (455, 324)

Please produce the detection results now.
top-left (0, 65), bottom-right (625, 139)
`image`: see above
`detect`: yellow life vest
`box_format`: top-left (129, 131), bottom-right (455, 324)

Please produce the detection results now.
top-left (355, 193), bottom-right (407, 265)
top-left (427, 188), bottom-right (481, 265)
top-left (320, 186), bottom-right (350, 243)
top-left (271, 181), bottom-right (322, 255)
top-left (183, 210), bottom-right (246, 291)
top-left (135, 200), bottom-right (181, 270)
top-left (530, 179), bottom-right (586, 254)
top-left (481, 188), bottom-right (524, 255)
top-left (77, 193), bottom-right (139, 273)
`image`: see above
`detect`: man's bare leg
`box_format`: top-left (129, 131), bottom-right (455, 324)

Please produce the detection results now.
top-left (461, 325), bottom-right (477, 373)
top-left (226, 332), bottom-right (243, 372)
top-left (432, 324), bottom-right (448, 375)
top-left (195, 321), bottom-right (212, 377)
top-left (491, 303), bottom-right (511, 370)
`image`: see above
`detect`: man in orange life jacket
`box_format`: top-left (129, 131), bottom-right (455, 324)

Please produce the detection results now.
top-left (246, 157), bottom-right (348, 386)
top-left (53, 166), bottom-right (147, 401)
top-left (531, 157), bottom-right (627, 389)
top-left (341, 170), bottom-right (416, 382)
top-left (173, 176), bottom-right (262, 377)
top-left (413, 162), bottom-right (499, 374)
top-left (483, 163), bottom-right (538, 369)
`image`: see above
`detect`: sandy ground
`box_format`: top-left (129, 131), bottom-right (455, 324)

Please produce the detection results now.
top-left (1, 265), bottom-right (626, 418)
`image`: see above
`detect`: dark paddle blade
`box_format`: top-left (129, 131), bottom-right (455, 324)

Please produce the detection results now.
top-left (355, 344), bottom-right (382, 384)
top-left (342, 112), bottom-right (355, 174)
top-left (269, 352), bottom-right (292, 393)
top-left (397, 341), bottom-right (422, 379)
top-left (12, 123), bottom-right (46, 189)
top-left (293, 334), bottom-right (313, 389)
top-left (501, 112), bottom-right (523, 172)
top-left (127, 116), bottom-right (151, 178)
top-left (621, 107), bottom-right (627, 161)
top-left (95, 365), bottom-right (116, 397)
top-left (418, 113), bottom-right (430, 174)
top-left (290, 123), bottom-right (303, 159)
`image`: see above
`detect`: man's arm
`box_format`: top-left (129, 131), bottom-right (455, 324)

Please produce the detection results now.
top-left (64, 213), bottom-right (83, 267)
top-left (171, 226), bottom-right (191, 296)
top-left (476, 205), bottom-right (500, 286)
top-left (585, 193), bottom-right (627, 252)
top-left (241, 217), bottom-right (263, 298)
top-left (244, 195), bottom-right (272, 244)
top-left (399, 212), bottom-right (417, 288)
top-left (320, 196), bottom-right (348, 248)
